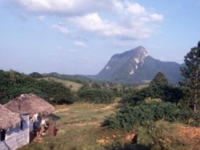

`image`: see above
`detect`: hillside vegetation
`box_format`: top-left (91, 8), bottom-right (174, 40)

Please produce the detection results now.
top-left (0, 70), bottom-right (74, 104)
top-left (20, 100), bottom-right (200, 150)
top-left (41, 77), bottom-right (83, 91)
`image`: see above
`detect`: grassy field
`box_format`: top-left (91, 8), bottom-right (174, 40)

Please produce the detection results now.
top-left (41, 77), bottom-right (83, 91)
top-left (20, 98), bottom-right (200, 150)
top-left (21, 98), bottom-right (132, 150)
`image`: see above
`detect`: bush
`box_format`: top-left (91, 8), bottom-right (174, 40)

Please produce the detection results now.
top-left (78, 88), bottom-right (115, 104)
top-left (103, 99), bottom-right (200, 132)
top-left (120, 84), bottom-right (184, 106)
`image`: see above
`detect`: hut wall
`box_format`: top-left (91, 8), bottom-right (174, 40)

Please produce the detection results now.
top-left (0, 115), bottom-right (29, 150)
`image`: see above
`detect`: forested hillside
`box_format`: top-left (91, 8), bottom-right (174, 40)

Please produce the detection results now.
top-left (0, 70), bottom-right (73, 104)
top-left (0, 70), bottom-right (117, 105)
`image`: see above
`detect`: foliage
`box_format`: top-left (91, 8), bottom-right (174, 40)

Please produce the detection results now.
top-left (77, 87), bottom-right (115, 104)
top-left (180, 41), bottom-right (200, 111)
top-left (120, 93), bottom-right (136, 104)
top-left (0, 70), bottom-right (74, 104)
top-left (91, 82), bottom-right (101, 89)
top-left (38, 79), bottom-right (74, 104)
top-left (149, 72), bottom-right (168, 86)
top-left (139, 121), bottom-right (189, 150)
top-left (29, 72), bottom-right (43, 78)
top-left (120, 84), bottom-right (184, 106)
top-left (45, 72), bottom-right (90, 84)
top-left (103, 100), bottom-right (200, 132)
top-left (102, 101), bottom-right (178, 132)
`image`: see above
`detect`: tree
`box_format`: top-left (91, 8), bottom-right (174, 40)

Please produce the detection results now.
top-left (29, 72), bottom-right (43, 78)
top-left (91, 82), bottom-right (101, 89)
top-left (150, 72), bottom-right (168, 86)
top-left (181, 41), bottom-right (200, 111)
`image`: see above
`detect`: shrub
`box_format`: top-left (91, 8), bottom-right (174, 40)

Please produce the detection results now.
top-left (103, 99), bottom-right (200, 132)
top-left (78, 88), bottom-right (115, 104)
top-left (120, 84), bottom-right (184, 106)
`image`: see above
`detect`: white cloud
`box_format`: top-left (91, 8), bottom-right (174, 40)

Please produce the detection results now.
top-left (56, 46), bottom-right (63, 50)
top-left (11, 0), bottom-right (163, 40)
top-left (150, 13), bottom-right (163, 22)
top-left (124, 2), bottom-right (146, 15)
top-left (74, 41), bottom-right (86, 47)
top-left (52, 23), bottom-right (69, 34)
top-left (10, 0), bottom-right (115, 15)
top-left (37, 15), bottom-right (45, 21)
top-left (70, 13), bottom-right (152, 39)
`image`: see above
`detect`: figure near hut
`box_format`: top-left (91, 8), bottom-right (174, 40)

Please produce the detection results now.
top-left (40, 116), bottom-right (48, 136)
top-left (32, 113), bottom-right (49, 136)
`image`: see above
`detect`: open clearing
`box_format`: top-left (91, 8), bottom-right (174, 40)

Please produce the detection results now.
top-left (21, 99), bottom-right (125, 150)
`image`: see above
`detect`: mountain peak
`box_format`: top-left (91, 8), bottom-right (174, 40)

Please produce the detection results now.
top-left (130, 46), bottom-right (148, 63)
top-left (130, 46), bottom-right (148, 56)
top-left (97, 46), bottom-right (149, 79)
top-left (95, 46), bottom-right (182, 84)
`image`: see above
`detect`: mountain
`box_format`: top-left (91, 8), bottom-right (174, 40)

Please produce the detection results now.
top-left (95, 46), bottom-right (183, 84)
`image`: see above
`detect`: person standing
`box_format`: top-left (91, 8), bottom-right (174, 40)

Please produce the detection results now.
top-left (40, 116), bottom-right (48, 136)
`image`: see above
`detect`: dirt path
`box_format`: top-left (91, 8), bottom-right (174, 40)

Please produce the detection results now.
top-left (53, 108), bottom-right (69, 113)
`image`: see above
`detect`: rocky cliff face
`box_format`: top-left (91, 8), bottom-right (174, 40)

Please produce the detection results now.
top-left (97, 46), bottom-right (148, 79)
top-left (96, 46), bottom-right (182, 84)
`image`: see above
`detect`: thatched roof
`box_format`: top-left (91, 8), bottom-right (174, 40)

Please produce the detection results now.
top-left (4, 93), bottom-right (55, 115)
top-left (0, 104), bottom-right (20, 130)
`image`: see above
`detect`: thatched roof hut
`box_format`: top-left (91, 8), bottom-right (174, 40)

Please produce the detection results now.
top-left (4, 93), bottom-right (55, 116)
top-left (0, 104), bottom-right (20, 130)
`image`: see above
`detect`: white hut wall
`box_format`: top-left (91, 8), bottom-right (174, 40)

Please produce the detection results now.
top-left (0, 115), bottom-right (29, 150)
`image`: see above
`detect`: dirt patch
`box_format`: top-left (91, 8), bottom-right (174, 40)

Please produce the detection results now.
top-left (33, 135), bottom-right (43, 143)
top-left (176, 124), bottom-right (200, 149)
top-left (54, 108), bottom-right (69, 113)
top-left (97, 102), bottom-right (120, 111)
top-left (67, 122), bottom-right (99, 126)
top-left (125, 132), bottom-right (138, 143)
top-left (96, 138), bottom-right (110, 145)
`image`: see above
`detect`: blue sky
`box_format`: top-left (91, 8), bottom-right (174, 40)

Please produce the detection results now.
top-left (0, 0), bottom-right (200, 75)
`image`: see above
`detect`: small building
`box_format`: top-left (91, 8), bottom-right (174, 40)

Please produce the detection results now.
top-left (2, 93), bottom-right (55, 149)
top-left (0, 104), bottom-right (29, 150)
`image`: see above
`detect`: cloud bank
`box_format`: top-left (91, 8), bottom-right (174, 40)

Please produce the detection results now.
top-left (9, 0), bottom-right (163, 40)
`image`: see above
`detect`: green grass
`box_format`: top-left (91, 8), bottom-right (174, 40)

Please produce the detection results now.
top-left (55, 102), bottom-right (119, 126)
top-left (41, 77), bottom-right (83, 91)
top-left (20, 98), bottom-right (198, 150)
top-left (21, 99), bottom-right (123, 150)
